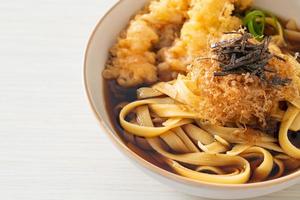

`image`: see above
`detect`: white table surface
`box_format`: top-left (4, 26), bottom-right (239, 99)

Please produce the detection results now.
top-left (0, 0), bottom-right (300, 199)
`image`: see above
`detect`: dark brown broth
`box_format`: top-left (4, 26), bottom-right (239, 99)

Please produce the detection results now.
top-left (288, 131), bottom-right (300, 148)
top-left (104, 80), bottom-right (137, 142)
top-left (104, 80), bottom-right (174, 172)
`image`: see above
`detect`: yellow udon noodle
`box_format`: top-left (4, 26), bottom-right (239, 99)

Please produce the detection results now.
top-left (118, 77), bottom-right (300, 184)
top-left (279, 105), bottom-right (300, 159)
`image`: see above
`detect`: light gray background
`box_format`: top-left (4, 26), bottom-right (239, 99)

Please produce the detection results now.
top-left (0, 0), bottom-right (299, 199)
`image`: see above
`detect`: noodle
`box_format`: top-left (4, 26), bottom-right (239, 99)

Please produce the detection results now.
top-left (279, 105), bottom-right (300, 159)
top-left (117, 76), bottom-right (300, 183)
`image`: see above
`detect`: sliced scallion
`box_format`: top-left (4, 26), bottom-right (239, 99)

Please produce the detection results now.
top-left (243, 10), bottom-right (266, 40)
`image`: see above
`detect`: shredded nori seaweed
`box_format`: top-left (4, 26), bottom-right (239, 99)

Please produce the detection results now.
top-left (211, 31), bottom-right (291, 86)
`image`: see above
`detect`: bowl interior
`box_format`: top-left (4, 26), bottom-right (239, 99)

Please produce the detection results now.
top-left (254, 0), bottom-right (300, 21)
top-left (85, 0), bottom-right (300, 189)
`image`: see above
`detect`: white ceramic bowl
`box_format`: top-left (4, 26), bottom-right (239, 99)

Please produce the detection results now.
top-left (84, 0), bottom-right (300, 199)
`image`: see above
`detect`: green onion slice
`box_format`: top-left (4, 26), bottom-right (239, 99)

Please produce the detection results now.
top-left (243, 10), bottom-right (266, 40)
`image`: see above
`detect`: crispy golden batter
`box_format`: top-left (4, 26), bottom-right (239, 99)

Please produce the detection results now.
top-left (103, 0), bottom-right (190, 87)
top-left (160, 0), bottom-right (243, 72)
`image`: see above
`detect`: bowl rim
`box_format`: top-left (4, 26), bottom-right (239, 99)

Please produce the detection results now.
top-left (84, 0), bottom-right (300, 189)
